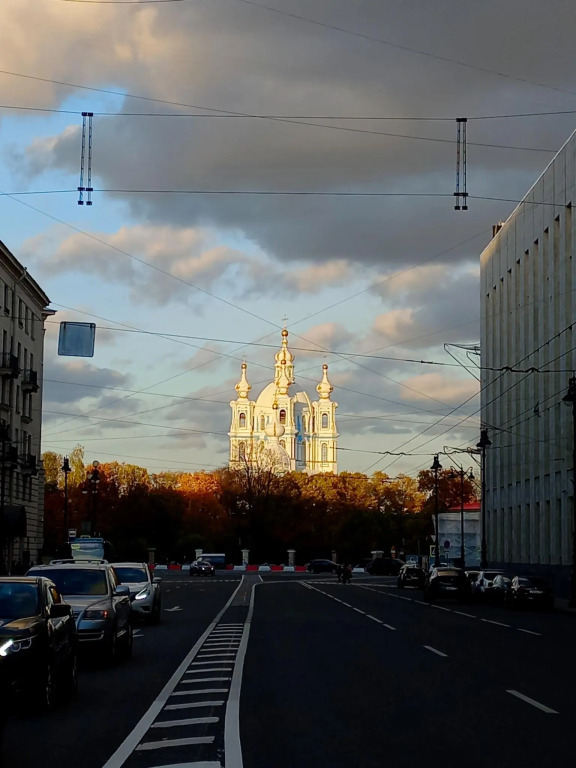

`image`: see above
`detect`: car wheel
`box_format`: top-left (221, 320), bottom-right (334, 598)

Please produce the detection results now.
top-left (119, 621), bottom-right (133, 660)
top-left (34, 659), bottom-right (57, 711)
top-left (62, 649), bottom-right (78, 700)
top-left (150, 598), bottom-right (162, 625)
top-left (106, 625), bottom-right (119, 663)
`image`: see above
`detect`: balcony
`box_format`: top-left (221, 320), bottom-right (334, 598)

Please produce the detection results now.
top-left (21, 369), bottom-right (39, 393)
top-left (0, 353), bottom-right (20, 380)
top-left (0, 445), bottom-right (19, 468)
top-left (19, 453), bottom-right (37, 475)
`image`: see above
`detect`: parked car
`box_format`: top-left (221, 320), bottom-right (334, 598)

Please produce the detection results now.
top-left (397, 564), bottom-right (425, 589)
top-left (490, 574), bottom-right (513, 605)
top-left (473, 569), bottom-right (509, 601)
top-left (112, 562), bottom-right (162, 624)
top-left (0, 576), bottom-right (77, 709)
top-left (27, 561), bottom-right (132, 662)
top-left (423, 567), bottom-right (471, 603)
top-left (189, 559), bottom-right (216, 577)
top-left (505, 576), bottom-right (555, 611)
top-left (306, 559), bottom-right (339, 574)
top-left (366, 558), bottom-right (405, 575)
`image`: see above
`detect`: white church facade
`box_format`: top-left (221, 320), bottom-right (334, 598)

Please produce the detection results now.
top-left (229, 330), bottom-right (338, 474)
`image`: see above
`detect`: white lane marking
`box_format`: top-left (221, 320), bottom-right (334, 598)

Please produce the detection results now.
top-left (165, 606), bottom-right (182, 612)
top-left (424, 646), bottom-right (448, 657)
top-left (224, 581), bottom-right (258, 768)
top-left (453, 610), bottom-right (476, 618)
top-left (352, 608), bottom-right (365, 614)
top-left (151, 716), bottom-right (219, 728)
top-left (197, 653), bottom-right (237, 658)
top-left (517, 628), bottom-right (542, 636)
top-left (147, 762), bottom-right (221, 768)
top-left (170, 689), bottom-right (228, 697)
top-left (507, 690), bottom-right (558, 714)
top-left (481, 618), bottom-right (511, 628)
top-left (102, 578), bottom-right (248, 768)
top-left (165, 701), bottom-right (225, 710)
top-left (186, 668), bottom-right (233, 674)
top-left (181, 677), bottom-right (232, 684)
top-left (203, 642), bottom-right (241, 646)
top-left (383, 624), bottom-right (397, 631)
top-left (366, 615), bottom-right (383, 623)
top-left (136, 736), bottom-right (214, 751)
top-left (429, 604), bottom-right (451, 612)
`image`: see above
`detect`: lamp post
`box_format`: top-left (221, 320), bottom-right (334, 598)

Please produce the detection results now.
top-left (562, 377), bottom-right (576, 608)
top-left (82, 461), bottom-right (100, 536)
top-left (477, 429), bottom-right (492, 569)
top-left (449, 464), bottom-right (474, 570)
top-left (62, 456), bottom-right (71, 540)
top-left (431, 455), bottom-right (442, 567)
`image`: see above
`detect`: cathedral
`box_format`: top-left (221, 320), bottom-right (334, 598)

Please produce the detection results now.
top-left (229, 330), bottom-right (338, 474)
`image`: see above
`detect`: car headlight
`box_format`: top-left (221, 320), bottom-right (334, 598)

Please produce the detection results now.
top-left (84, 609), bottom-right (109, 620)
top-left (0, 637), bottom-right (33, 655)
top-left (134, 588), bottom-right (150, 601)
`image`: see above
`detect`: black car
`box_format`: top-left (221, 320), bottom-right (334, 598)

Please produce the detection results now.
top-left (189, 559), bottom-right (216, 577)
top-left (423, 567), bottom-right (471, 603)
top-left (0, 576), bottom-right (77, 709)
top-left (365, 558), bottom-right (405, 576)
top-left (306, 559), bottom-right (339, 574)
top-left (505, 576), bottom-right (554, 611)
top-left (397, 564), bottom-right (425, 589)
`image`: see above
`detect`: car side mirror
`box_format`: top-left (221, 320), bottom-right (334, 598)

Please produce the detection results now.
top-left (50, 603), bottom-right (72, 618)
top-left (115, 585), bottom-right (131, 596)
top-left (152, 577), bottom-right (161, 584)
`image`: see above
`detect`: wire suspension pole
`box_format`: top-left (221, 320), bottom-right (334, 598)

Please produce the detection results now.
top-left (454, 117), bottom-right (468, 211)
top-left (86, 113), bottom-right (93, 206)
top-left (78, 111), bottom-right (94, 206)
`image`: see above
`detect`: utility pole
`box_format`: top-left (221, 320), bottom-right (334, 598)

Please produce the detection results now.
top-left (477, 429), bottom-right (491, 569)
top-left (431, 455), bottom-right (442, 567)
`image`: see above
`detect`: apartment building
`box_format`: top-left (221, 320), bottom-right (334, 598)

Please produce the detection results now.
top-left (480, 129), bottom-right (576, 592)
top-left (0, 239), bottom-right (54, 571)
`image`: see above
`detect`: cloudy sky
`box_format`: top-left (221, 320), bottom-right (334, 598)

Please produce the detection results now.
top-left (1, 0), bottom-right (575, 476)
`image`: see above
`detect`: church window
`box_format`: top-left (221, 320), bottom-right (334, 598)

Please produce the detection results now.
top-left (238, 442), bottom-right (246, 459)
top-left (239, 412), bottom-right (246, 428)
top-left (279, 409), bottom-right (287, 424)
top-left (321, 413), bottom-right (328, 429)
top-left (280, 439), bottom-right (286, 450)
top-left (260, 415), bottom-right (265, 430)
top-left (321, 443), bottom-right (328, 462)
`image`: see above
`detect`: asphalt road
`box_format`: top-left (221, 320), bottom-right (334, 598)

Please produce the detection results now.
top-left (4, 572), bottom-right (576, 768)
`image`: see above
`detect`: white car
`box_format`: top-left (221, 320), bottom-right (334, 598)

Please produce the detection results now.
top-left (112, 562), bottom-right (162, 624)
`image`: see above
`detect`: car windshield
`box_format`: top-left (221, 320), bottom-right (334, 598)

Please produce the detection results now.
top-left (0, 583), bottom-right (39, 618)
top-left (114, 567), bottom-right (149, 583)
top-left (31, 569), bottom-right (108, 596)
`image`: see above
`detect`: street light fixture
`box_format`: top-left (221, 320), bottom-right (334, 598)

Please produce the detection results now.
top-left (477, 428), bottom-right (492, 569)
top-left (449, 464), bottom-right (474, 570)
top-left (562, 377), bottom-right (576, 608)
top-left (62, 456), bottom-right (71, 540)
top-left (431, 455), bottom-right (442, 567)
top-left (82, 460), bottom-right (100, 536)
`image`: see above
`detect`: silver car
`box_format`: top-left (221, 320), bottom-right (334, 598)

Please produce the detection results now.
top-left (26, 561), bottom-right (132, 662)
top-left (112, 562), bottom-right (162, 624)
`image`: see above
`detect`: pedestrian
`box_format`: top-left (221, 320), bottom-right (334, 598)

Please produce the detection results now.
top-left (342, 564), bottom-right (352, 584)
top-left (336, 563), bottom-right (343, 582)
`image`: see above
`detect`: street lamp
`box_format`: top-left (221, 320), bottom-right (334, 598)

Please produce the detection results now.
top-left (562, 377), bottom-right (576, 607)
top-left (431, 455), bottom-right (442, 567)
top-left (449, 465), bottom-right (474, 570)
top-left (477, 429), bottom-right (492, 569)
top-left (62, 456), bottom-right (71, 540)
top-left (82, 461), bottom-right (100, 536)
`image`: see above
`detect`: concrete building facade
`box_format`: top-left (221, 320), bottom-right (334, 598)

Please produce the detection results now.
top-left (0, 239), bottom-right (53, 570)
top-left (480, 130), bottom-right (576, 591)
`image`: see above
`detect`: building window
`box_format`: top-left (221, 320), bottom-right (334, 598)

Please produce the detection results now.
top-left (239, 412), bottom-right (246, 428)
top-left (279, 409), bottom-right (286, 424)
top-left (321, 413), bottom-right (328, 429)
top-left (238, 441), bottom-right (246, 459)
top-left (25, 306), bottom-right (30, 334)
top-left (280, 439), bottom-right (286, 450)
top-left (321, 443), bottom-right (328, 462)
top-left (260, 415), bottom-right (265, 430)
top-left (18, 299), bottom-right (24, 328)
